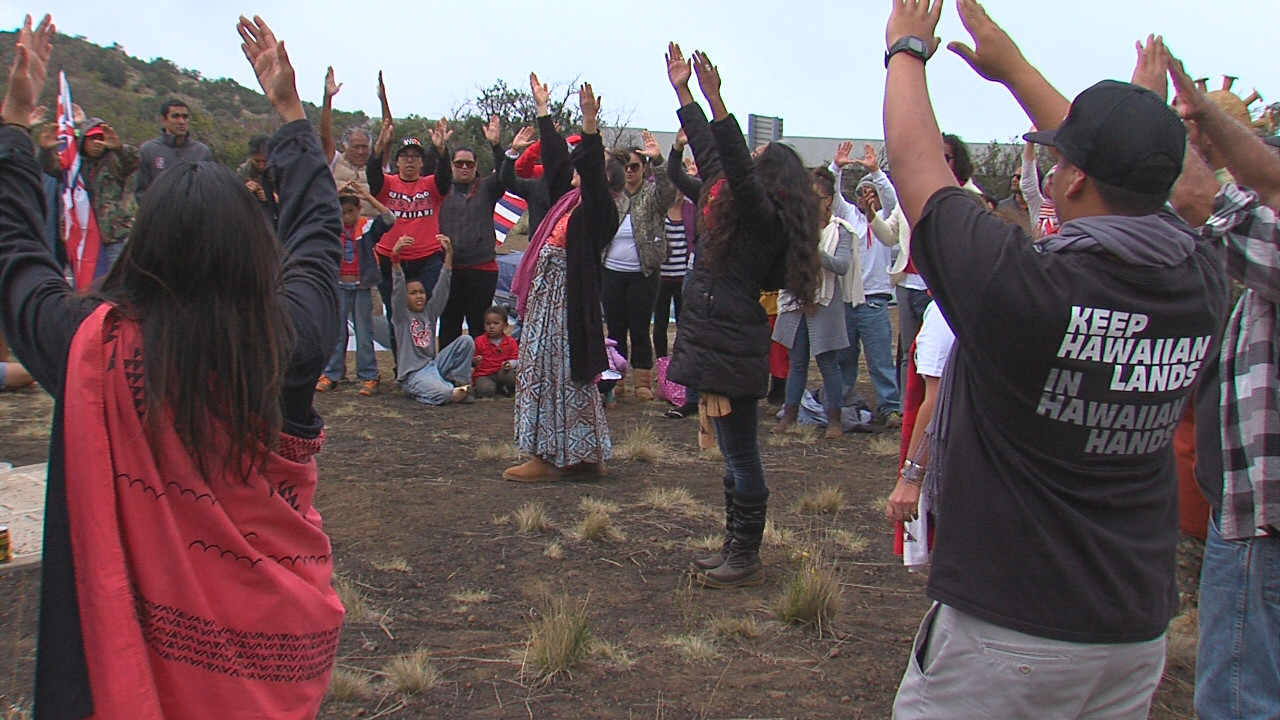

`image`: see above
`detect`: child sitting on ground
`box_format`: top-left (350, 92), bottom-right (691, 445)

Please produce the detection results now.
top-left (472, 306), bottom-right (519, 398)
top-left (316, 182), bottom-right (395, 395)
top-left (390, 234), bottom-right (475, 405)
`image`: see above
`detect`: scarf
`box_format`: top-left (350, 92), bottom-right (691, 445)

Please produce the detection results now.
top-left (778, 216), bottom-right (849, 313)
top-left (512, 188), bottom-right (581, 315)
top-left (63, 304), bottom-right (344, 719)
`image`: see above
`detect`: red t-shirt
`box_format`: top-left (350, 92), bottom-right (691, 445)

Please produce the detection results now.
top-left (339, 217), bottom-right (370, 277)
top-left (472, 335), bottom-right (519, 379)
top-left (375, 173), bottom-right (446, 261)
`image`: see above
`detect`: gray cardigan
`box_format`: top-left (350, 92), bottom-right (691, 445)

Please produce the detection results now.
top-left (772, 224), bottom-right (853, 356)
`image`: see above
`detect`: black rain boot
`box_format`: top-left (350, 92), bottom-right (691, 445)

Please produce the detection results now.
top-left (691, 475), bottom-right (735, 571)
top-left (700, 491), bottom-right (768, 589)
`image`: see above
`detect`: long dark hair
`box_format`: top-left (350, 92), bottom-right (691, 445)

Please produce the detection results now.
top-left (97, 161), bottom-right (292, 481)
top-left (699, 142), bottom-right (820, 308)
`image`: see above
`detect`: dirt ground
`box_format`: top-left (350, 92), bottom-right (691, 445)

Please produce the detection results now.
top-left (1, 348), bottom-right (1202, 719)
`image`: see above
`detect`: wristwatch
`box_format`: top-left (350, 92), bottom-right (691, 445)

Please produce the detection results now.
top-left (885, 36), bottom-right (932, 68)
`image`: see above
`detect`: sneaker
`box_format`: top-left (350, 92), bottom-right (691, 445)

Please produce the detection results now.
top-left (358, 378), bottom-right (379, 396)
top-left (315, 376), bottom-right (337, 392)
top-left (883, 411), bottom-right (903, 429)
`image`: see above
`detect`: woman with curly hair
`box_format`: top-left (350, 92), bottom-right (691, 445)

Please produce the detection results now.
top-left (664, 43), bottom-right (821, 588)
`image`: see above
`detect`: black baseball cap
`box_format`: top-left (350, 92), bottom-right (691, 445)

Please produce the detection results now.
top-left (397, 137), bottom-right (427, 158)
top-left (1024, 80), bottom-right (1185, 195)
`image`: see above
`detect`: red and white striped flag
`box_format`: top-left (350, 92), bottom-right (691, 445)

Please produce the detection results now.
top-left (57, 70), bottom-right (101, 291)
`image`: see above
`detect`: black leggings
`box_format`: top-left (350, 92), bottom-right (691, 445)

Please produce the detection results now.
top-left (438, 268), bottom-right (499, 349)
top-left (602, 268), bottom-right (661, 370)
top-left (652, 275), bottom-right (684, 358)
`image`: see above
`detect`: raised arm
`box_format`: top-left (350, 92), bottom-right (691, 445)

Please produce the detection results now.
top-left (0, 14), bottom-right (83, 393)
top-left (829, 142), bottom-right (861, 223)
top-left (1020, 138), bottom-right (1045, 220)
top-left (531, 72), bottom-right (571, 204)
top-left (668, 42), bottom-right (722, 183)
top-left (569, 82), bottom-right (620, 254)
top-left (667, 130), bottom-right (703, 201)
top-left (851, 143), bottom-right (899, 214)
top-left (692, 52), bottom-right (773, 219)
top-left (319, 66), bottom-right (340, 163)
top-left (367, 118), bottom-right (390, 197)
top-left (238, 15), bottom-right (342, 359)
top-left (1169, 51), bottom-right (1280, 210)
top-left (425, 234), bottom-right (453, 319)
top-left (429, 117), bottom-right (453, 196)
top-left (499, 125), bottom-right (543, 199)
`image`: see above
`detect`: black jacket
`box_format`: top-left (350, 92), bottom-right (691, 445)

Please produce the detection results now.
top-left (667, 105), bottom-right (788, 399)
top-left (438, 144), bottom-right (507, 267)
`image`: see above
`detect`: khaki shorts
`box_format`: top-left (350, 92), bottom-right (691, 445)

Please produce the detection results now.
top-left (893, 603), bottom-right (1166, 720)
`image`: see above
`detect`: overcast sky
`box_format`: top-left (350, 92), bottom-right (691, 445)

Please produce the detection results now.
top-left (7, 0), bottom-right (1278, 143)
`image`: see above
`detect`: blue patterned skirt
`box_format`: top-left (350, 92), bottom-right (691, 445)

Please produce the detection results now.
top-left (514, 244), bottom-right (610, 466)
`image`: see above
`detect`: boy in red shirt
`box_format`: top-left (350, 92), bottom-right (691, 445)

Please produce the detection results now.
top-left (472, 306), bottom-right (518, 397)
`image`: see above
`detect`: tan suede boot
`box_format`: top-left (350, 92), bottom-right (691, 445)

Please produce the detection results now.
top-left (770, 405), bottom-right (798, 434)
top-left (634, 368), bottom-right (655, 402)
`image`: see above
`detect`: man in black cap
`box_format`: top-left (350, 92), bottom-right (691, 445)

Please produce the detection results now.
top-left (880, 1), bottom-right (1227, 717)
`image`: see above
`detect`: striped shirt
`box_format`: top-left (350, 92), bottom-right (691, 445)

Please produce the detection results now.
top-left (661, 216), bottom-right (688, 278)
top-left (1201, 183), bottom-right (1280, 540)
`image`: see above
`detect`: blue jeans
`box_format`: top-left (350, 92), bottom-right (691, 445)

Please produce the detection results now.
top-left (712, 397), bottom-right (766, 496)
top-left (784, 315), bottom-right (843, 408)
top-left (838, 295), bottom-right (900, 416)
top-left (1195, 511), bottom-right (1280, 720)
top-left (402, 335), bottom-right (476, 405)
top-left (324, 285), bottom-right (378, 382)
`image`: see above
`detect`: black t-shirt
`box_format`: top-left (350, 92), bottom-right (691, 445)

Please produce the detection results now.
top-left (913, 187), bottom-right (1226, 643)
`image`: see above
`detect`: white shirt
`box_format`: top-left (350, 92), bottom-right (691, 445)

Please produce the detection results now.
top-left (914, 301), bottom-right (956, 378)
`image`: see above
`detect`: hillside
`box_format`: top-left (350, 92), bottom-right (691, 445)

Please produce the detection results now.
top-left (0, 30), bottom-right (371, 166)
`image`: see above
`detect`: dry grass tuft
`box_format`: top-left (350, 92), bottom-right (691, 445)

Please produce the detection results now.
top-left (707, 612), bottom-right (760, 640)
top-left (1165, 609), bottom-right (1198, 670)
top-left (664, 633), bottom-right (719, 662)
top-left (771, 550), bottom-right (842, 632)
top-left (699, 445), bottom-right (722, 461)
top-left (449, 588), bottom-right (493, 604)
top-left (614, 422), bottom-right (668, 462)
top-left (866, 434), bottom-right (900, 457)
top-left (523, 594), bottom-right (592, 681)
top-left (2, 704), bottom-right (34, 720)
top-left (492, 513), bottom-right (511, 525)
top-left (763, 519), bottom-right (797, 548)
top-left (590, 639), bottom-right (635, 668)
top-left (327, 667), bottom-right (372, 700)
top-left (828, 529), bottom-right (870, 555)
top-left (383, 648), bottom-right (439, 694)
top-left (371, 557), bottom-right (411, 573)
top-left (578, 495), bottom-right (620, 515)
top-left (475, 442), bottom-right (520, 461)
top-left (543, 541), bottom-right (564, 559)
top-left (687, 533), bottom-right (723, 552)
top-left (640, 486), bottom-right (703, 517)
top-left (573, 510), bottom-right (624, 542)
top-left (513, 501), bottom-right (553, 533)
top-left (793, 484), bottom-right (846, 515)
top-left (333, 574), bottom-right (375, 622)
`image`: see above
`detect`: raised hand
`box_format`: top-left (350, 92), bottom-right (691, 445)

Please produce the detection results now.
top-left (375, 117), bottom-right (394, 154)
top-left (483, 114), bottom-right (501, 146)
top-left (1130, 35), bottom-right (1167, 102)
top-left (325, 65), bottom-right (342, 98)
top-left (579, 81), bottom-right (600, 134)
top-left (529, 72), bottom-right (550, 115)
top-left (26, 104), bottom-right (47, 126)
top-left (510, 125), bottom-right (535, 154)
top-left (1167, 50), bottom-right (1211, 122)
top-left (36, 123), bottom-right (55, 149)
top-left (437, 234), bottom-right (452, 257)
top-left (666, 42), bottom-right (691, 90)
top-left (392, 235), bottom-right (415, 257)
top-left (237, 15), bottom-right (304, 123)
top-left (1, 14), bottom-right (54, 128)
top-left (691, 51), bottom-right (721, 100)
top-left (429, 117), bottom-right (453, 151)
top-left (948, 0), bottom-right (1025, 83)
top-left (886, 0), bottom-right (943, 55)
top-left (640, 129), bottom-right (662, 160)
top-left (833, 141), bottom-right (854, 168)
top-left (101, 123), bottom-right (122, 151)
top-left (854, 143), bottom-right (881, 173)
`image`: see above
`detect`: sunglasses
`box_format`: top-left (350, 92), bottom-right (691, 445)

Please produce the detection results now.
top-left (453, 160), bottom-right (476, 168)
top-left (625, 162), bottom-right (644, 172)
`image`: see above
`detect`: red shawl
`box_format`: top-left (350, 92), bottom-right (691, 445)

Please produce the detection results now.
top-left (64, 304), bottom-right (344, 719)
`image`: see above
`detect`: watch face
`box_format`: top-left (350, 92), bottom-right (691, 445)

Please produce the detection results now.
top-left (907, 37), bottom-right (928, 55)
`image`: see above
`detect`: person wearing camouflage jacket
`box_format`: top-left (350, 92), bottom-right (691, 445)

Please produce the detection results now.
top-left (39, 116), bottom-right (140, 278)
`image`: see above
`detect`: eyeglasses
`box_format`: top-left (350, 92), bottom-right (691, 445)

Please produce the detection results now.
top-left (453, 160), bottom-right (476, 168)
top-left (625, 162), bottom-right (644, 172)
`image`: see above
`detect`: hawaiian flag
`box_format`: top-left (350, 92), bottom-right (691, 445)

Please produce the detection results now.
top-left (493, 190), bottom-right (527, 246)
top-left (57, 70), bottom-right (101, 291)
